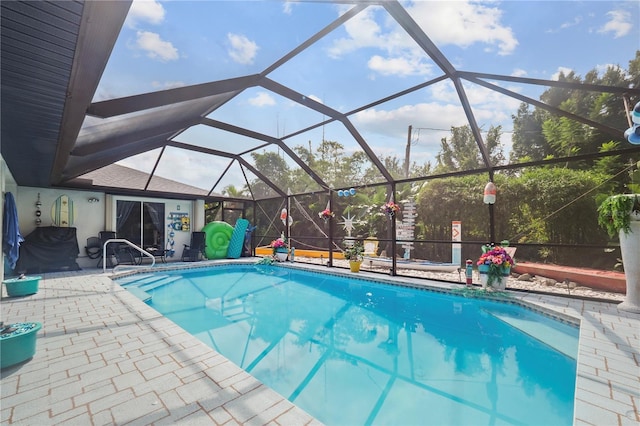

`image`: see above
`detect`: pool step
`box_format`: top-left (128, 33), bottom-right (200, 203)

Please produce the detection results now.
top-left (486, 310), bottom-right (578, 359)
top-left (123, 274), bottom-right (171, 287)
top-left (222, 300), bottom-right (251, 322)
top-left (138, 276), bottom-right (182, 291)
top-left (117, 274), bottom-right (156, 286)
top-left (127, 287), bottom-right (152, 303)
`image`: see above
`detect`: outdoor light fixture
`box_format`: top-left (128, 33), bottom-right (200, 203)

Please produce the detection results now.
top-left (483, 182), bottom-right (496, 204)
top-left (88, 197), bottom-right (99, 203)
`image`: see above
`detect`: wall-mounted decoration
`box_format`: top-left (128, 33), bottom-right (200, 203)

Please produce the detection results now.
top-left (51, 194), bottom-right (76, 227)
top-left (165, 230), bottom-right (175, 258)
top-left (35, 193), bottom-right (42, 226)
top-left (168, 212), bottom-right (190, 231)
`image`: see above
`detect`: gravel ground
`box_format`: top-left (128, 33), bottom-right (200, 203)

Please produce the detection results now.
top-left (291, 256), bottom-right (625, 302)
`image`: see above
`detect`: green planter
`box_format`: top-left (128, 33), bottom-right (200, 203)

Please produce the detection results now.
top-left (3, 276), bottom-right (41, 297)
top-left (0, 322), bottom-right (42, 369)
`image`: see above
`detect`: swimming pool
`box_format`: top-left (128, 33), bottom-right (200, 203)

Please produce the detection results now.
top-left (118, 264), bottom-right (578, 425)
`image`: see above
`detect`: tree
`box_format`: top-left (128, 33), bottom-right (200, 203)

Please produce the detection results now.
top-left (510, 103), bottom-right (548, 162)
top-left (222, 184), bottom-right (247, 198)
top-left (249, 150), bottom-right (291, 198)
top-left (435, 125), bottom-right (504, 173)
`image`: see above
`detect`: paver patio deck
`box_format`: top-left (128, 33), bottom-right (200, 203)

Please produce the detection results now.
top-left (1, 260), bottom-right (638, 425)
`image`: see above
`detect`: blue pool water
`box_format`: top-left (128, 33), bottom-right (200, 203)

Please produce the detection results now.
top-left (118, 265), bottom-right (579, 425)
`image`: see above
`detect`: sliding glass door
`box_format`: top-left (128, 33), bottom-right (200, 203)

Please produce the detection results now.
top-left (116, 201), bottom-right (165, 249)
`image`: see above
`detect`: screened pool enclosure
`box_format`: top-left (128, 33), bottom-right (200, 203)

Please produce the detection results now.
top-left (2, 0), bottom-right (639, 281)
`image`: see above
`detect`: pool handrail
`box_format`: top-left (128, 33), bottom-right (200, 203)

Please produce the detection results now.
top-left (103, 238), bottom-right (155, 272)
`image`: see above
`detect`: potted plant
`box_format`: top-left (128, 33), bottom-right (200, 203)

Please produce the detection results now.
top-left (1, 321), bottom-right (42, 369)
top-left (2, 274), bottom-right (41, 297)
top-left (476, 244), bottom-right (514, 291)
top-left (344, 241), bottom-right (364, 272)
top-left (598, 193), bottom-right (640, 312)
top-left (271, 234), bottom-right (289, 262)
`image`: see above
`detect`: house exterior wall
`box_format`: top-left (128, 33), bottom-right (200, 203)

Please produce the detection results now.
top-left (16, 187), bottom-right (105, 270)
top-left (107, 195), bottom-right (197, 263)
top-left (5, 184), bottom-right (205, 273)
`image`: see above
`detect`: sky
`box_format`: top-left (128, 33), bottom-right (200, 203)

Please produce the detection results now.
top-left (94, 0), bottom-right (640, 193)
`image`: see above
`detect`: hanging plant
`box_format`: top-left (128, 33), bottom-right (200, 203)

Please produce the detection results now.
top-left (597, 194), bottom-right (640, 237)
top-left (382, 201), bottom-right (400, 217)
top-left (318, 208), bottom-right (335, 223)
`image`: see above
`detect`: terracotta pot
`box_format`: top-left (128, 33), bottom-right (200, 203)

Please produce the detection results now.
top-left (349, 260), bottom-right (362, 273)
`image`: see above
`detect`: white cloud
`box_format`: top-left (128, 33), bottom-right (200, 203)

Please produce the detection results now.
top-left (329, 2), bottom-right (518, 56)
top-left (151, 81), bottom-right (186, 90)
top-left (328, 7), bottom-right (384, 58)
top-left (598, 10), bottom-right (632, 38)
top-left (560, 16), bottom-right (583, 30)
top-left (595, 63), bottom-right (621, 77)
top-left (328, 7), bottom-right (432, 77)
top-left (307, 95), bottom-right (323, 104)
top-left (227, 33), bottom-right (258, 65)
top-left (327, 1), bottom-right (517, 79)
top-left (546, 16), bottom-right (583, 34)
top-left (550, 66), bottom-right (574, 81)
top-left (136, 31), bottom-right (179, 61)
top-left (125, 0), bottom-right (165, 28)
top-left (511, 68), bottom-right (527, 78)
top-left (368, 55), bottom-right (431, 77)
top-left (408, 1), bottom-right (518, 55)
top-left (248, 92), bottom-right (276, 107)
top-left (352, 79), bottom-right (520, 149)
top-left (283, 1), bottom-right (294, 15)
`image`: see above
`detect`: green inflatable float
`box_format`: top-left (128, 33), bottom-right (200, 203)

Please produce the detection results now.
top-left (202, 221), bottom-right (234, 259)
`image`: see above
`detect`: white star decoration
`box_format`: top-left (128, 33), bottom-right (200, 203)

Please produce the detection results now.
top-left (337, 213), bottom-right (363, 237)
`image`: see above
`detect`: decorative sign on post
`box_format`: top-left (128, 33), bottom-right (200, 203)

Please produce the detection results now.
top-left (398, 201), bottom-right (416, 259)
top-left (452, 221), bottom-right (461, 265)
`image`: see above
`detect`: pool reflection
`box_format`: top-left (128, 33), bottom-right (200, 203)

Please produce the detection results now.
top-left (140, 266), bottom-right (577, 426)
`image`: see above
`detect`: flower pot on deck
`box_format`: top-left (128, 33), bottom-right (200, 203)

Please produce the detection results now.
top-left (3, 276), bottom-right (41, 297)
top-left (350, 260), bottom-right (362, 273)
top-left (1, 322), bottom-right (42, 369)
top-left (479, 265), bottom-right (510, 290)
top-left (274, 248), bottom-right (288, 262)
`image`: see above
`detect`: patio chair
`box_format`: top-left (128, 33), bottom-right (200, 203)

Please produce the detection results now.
top-left (97, 231), bottom-right (136, 267)
top-left (85, 236), bottom-right (101, 260)
top-left (182, 232), bottom-right (206, 262)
